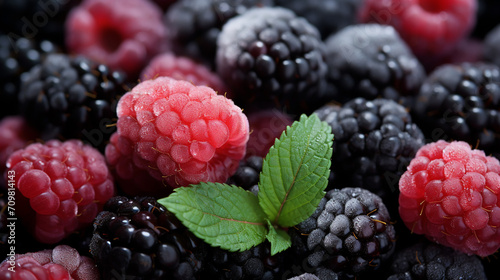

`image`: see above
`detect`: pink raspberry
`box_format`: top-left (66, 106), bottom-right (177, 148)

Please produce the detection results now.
top-left (105, 76), bottom-right (249, 196)
top-left (140, 52), bottom-right (229, 98)
top-left (0, 245), bottom-right (99, 280)
top-left (246, 109), bottom-right (293, 158)
top-left (358, 0), bottom-right (476, 62)
top-left (0, 116), bottom-right (38, 179)
top-left (65, 0), bottom-right (168, 79)
top-left (399, 140), bottom-right (500, 256)
top-left (6, 140), bottom-right (115, 244)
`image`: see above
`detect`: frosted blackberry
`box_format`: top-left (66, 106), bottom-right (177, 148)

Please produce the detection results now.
top-left (288, 188), bottom-right (396, 280)
top-left (203, 242), bottom-right (288, 280)
top-left (324, 24), bottom-right (426, 104)
top-left (0, 34), bottom-right (59, 118)
top-left (18, 53), bottom-right (130, 150)
top-left (413, 62), bottom-right (500, 154)
top-left (217, 6), bottom-right (329, 114)
top-left (275, 0), bottom-right (363, 39)
top-left (314, 98), bottom-right (425, 207)
top-left (226, 155), bottom-right (263, 190)
top-left (388, 242), bottom-right (487, 280)
top-left (90, 196), bottom-right (208, 280)
top-left (165, 0), bottom-right (274, 68)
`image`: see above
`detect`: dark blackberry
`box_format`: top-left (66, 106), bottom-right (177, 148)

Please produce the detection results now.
top-left (324, 24), bottom-right (426, 104)
top-left (0, 34), bottom-right (59, 118)
top-left (0, 0), bottom-right (81, 46)
top-left (165, 0), bottom-right (274, 68)
top-left (287, 188), bottom-right (396, 280)
top-left (314, 98), bottom-right (425, 208)
top-left (388, 242), bottom-right (487, 280)
top-left (275, 0), bottom-right (363, 39)
top-left (484, 24), bottom-right (500, 68)
top-left (90, 196), bottom-right (208, 280)
top-left (226, 155), bottom-right (263, 190)
top-left (203, 242), bottom-right (288, 280)
top-left (217, 7), bottom-right (329, 114)
top-left (413, 62), bottom-right (500, 154)
top-left (18, 53), bottom-right (130, 151)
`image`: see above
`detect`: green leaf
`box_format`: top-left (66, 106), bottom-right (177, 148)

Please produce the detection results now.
top-left (266, 220), bottom-right (291, 255)
top-left (258, 114), bottom-right (333, 227)
top-left (158, 182), bottom-right (268, 252)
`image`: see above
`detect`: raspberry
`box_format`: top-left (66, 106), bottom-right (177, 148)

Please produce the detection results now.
top-left (288, 188), bottom-right (396, 279)
top-left (358, 0), bottom-right (477, 64)
top-left (388, 241), bottom-right (487, 280)
top-left (216, 6), bottom-right (329, 114)
top-left (18, 53), bottom-right (129, 151)
top-left (275, 0), bottom-right (363, 39)
top-left (65, 0), bottom-right (168, 79)
top-left (105, 76), bottom-right (249, 196)
top-left (140, 52), bottom-right (229, 97)
top-left (245, 108), bottom-right (293, 158)
top-left (6, 139), bottom-right (115, 244)
top-left (165, 0), bottom-right (274, 68)
top-left (323, 24), bottom-right (426, 104)
top-left (0, 245), bottom-right (100, 280)
top-left (412, 62), bottom-right (500, 155)
top-left (398, 140), bottom-right (500, 256)
top-left (90, 196), bottom-right (207, 279)
top-left (0, 116), bottom-right (38, 181)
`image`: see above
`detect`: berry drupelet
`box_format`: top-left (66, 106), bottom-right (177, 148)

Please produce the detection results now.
top-left (323, 24), bottom-right (426, 104)
top-left (413, 62), bottom-right (500, 154)
top-left (388, 241), bottom-right (487, 280)
top-left (165, 0), bottom-right (274, 69)
top-left (90, 196), bottom-right (208, 280)
top-left (216, 6), bottom-right (329, 114)
top-left (314, 98), bottom-right (425, 209)
top-left (226, 155), bottom-right (263, 191)
top-left (18, 53), bottom-right (129, 151)
top-left (288, 188), bottom-right (396, 280)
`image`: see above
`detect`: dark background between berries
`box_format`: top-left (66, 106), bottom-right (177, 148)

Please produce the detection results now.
top-left (1, 0), bottom-right (500, 279)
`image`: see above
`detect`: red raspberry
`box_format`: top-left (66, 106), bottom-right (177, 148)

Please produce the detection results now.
top-left (0, 245), bottom-right (99, 280)
top-left (65, 0), bottom-right (168, 79)
top-left (246, 109), bottom-right (293, 158)
top-left (399, 140), bottom-right (500, 256)
top-left (105, 76), bottom-right (249, 196)
top-left (140, 52), bottom-right (229, 98)
top-left (358, 0), bottom-right (476, 61)
top-left (6, 140), bottom-right (115, 244)
top-left (0, 116), bottom-right (38, 179)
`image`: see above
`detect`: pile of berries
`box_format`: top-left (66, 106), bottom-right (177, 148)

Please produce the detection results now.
top-left (1, 0), bottom-right (500, 279)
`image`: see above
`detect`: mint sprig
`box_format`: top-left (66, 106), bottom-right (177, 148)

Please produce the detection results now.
top-left (158, 113), bottom-right (333, 255)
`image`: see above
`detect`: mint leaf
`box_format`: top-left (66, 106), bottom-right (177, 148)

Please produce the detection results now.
top-left (266, 220), bottom-right (291, 255)
top-left (158, 182), bottom-right (268, 252)
top-left (258, 114), bottom-right (333, 227)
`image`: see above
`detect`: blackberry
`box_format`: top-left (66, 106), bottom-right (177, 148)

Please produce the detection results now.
top-left (18, 53), bottom-right (130, 151)
top-left (413, 62), bottom-right (500, 154)
top-left (0, 34), bottom-right (59, 118)
top-left (217, 7), bottom-right (329, 114)
top-left (387, 242), bottom-right (487, 280)
top-left (203, 242), bottom-right (288, 280)
top-left (165, 0), bottom-right (274, 68)
top-left (0, 0), bottom-right (81, 46)
top-left (90, 196), bottom-right (208, 280)
top-left (226, 155), bottom-right (263, 191)
top-left (314, 98), bottom-right (425, 208)
top-left (288, 188), bottom-right (396, 280)
top-left (275, 0), bottom-right (363, 39)
top-left (324, 24), bottom-right (426, 104)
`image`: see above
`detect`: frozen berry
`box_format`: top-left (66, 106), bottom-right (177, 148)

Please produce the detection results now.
top-left (399, 140), bottom-right (500, 256)
top-left (6, 139), bottom-right (115, 244)
top-left (65, 0), bottom-right (168, 78)
top-left (105, 76), bottom-right (249, 196)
